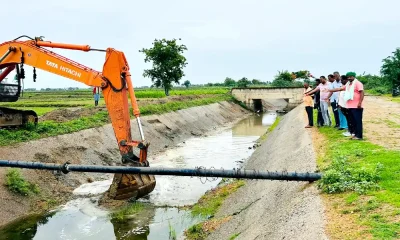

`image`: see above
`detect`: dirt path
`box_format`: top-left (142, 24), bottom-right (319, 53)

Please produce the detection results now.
top-left (362, 95), bottom-right (400, 150)
top-left (206, 105), bottom-right (327, 240)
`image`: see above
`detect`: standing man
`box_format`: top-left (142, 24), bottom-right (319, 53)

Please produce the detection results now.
top-left (327, 74), bottom-right (342, 128)
top-left (303, 82), bottom-right (314, 128)
top-left (325, 75), bottom-right (355, 137)
top-left (313, 78), bottom-right (324, 127)
top-left (93, 87), bottom-right (100, 106)
top-left (305, 76), bottom-right (331, 126)
top-left (337, 76), bottom-right (349, 132)
top-left (344, 72), bottom-right (364, 140)
top-left (333, 71), bottom-right (341, 82)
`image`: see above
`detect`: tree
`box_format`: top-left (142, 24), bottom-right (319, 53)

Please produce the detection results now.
top-left (183, 80), bottom-right (191, 88)
top-left (292, 70), bottom-right (310, 80)
top-left (223, 77), bottom-right (236, 87)
top-left (380, 48), bottom-right (400, 96)
top-left (271, 70), bottom-right (294, 87)
top-left (358, 74), bottom-right (390, 95)
top-left (271, 70), bottom-right (305, 87)
top-left (139, 38), bottom-right (188, 96)
top-left (251, 79), bottom-right (262, 85)
top-left (237, 77), bottom-right (251, 88)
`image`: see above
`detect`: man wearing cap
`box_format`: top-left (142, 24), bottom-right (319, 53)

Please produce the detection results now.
top-left (325, 72), bottom-right (364, 139)
top-left (344, 72), bottom-right (364, 140)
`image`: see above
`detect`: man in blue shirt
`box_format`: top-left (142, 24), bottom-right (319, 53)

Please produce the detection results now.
top-left (327, 74), bottom-right (342, 128)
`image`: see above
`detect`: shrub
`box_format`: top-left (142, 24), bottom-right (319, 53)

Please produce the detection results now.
top-left (317, 156), bottom-right (383, 194)
top-left (5, 169), bottom-right (40, 196)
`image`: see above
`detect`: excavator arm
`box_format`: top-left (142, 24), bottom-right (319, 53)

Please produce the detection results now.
top-left (0, 36), bottom-right (156, 200)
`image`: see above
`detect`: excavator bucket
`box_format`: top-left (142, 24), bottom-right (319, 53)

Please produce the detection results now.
top-left (109, 168), bottom-right (156, 200)
top-left (107, 144), bottom-right (156, 200)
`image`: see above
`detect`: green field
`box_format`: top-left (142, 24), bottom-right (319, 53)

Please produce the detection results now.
top-left (0, 87), bottom-right (235, 146)
top-left (0, 87), bottom-right (230, 115)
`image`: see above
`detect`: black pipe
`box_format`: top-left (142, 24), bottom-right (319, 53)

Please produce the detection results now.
top-left (13, 35), bottom-right (35, 41)
top-left (0, 160), bottom-right (322, 182)
top-left (0, 49), bottom-right (13, 64)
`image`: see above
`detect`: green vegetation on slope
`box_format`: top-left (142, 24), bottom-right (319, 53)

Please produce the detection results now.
top-left (0, 95), bottom-right (232, 146)
top-left (184, 179), bottom-right (245, 240)
top-left (258, 115), bottom-right (281, 143)
top-left (190, 179), bottom-right (245, 218)
top-left (315, 120), bottom-right (400, 239)
top-left (5, 169), bottom-right (40, 196)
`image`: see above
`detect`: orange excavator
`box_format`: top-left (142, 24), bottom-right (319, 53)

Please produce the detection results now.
top-left (0, 35), bottom-right (156, 200)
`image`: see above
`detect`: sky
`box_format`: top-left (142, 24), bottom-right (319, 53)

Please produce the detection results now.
top-left (2, 0), bottom-right (400, 89)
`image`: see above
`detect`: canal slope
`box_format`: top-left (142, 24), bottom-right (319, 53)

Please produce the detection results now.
top-left (0, 101), bottom-right (251, 227)
top-left (206, 104), bottom-right (328, 240)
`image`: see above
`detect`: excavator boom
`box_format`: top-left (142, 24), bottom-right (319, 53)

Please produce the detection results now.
top-left (0, 36), bottom-right (156, 200)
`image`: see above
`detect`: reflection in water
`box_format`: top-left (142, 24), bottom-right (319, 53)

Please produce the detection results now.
top-left (0, 213), bottom-right (56, 240)
top-left (0, 112), bottom-right (277, 240)
top-left (111, 206), bottom-right (156, 239)
top-left (232, 112), bottom-right (277, 137)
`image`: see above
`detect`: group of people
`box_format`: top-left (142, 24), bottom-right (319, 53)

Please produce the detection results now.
top-left (303, 71), bottom-right (364, 140)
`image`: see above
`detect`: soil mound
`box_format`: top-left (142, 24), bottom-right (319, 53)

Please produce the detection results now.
top-left (39, 107), bottom-right (106, 122)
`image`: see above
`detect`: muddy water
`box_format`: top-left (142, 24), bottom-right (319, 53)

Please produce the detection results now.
top-left (0, 112), bottom-right (277, 240)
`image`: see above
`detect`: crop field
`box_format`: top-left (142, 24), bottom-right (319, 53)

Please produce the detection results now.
top-left (0, 87), bottom-right (230, 116)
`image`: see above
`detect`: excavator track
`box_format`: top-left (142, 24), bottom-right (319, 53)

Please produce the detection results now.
top-left (0, 107), bottom-right (38, 128)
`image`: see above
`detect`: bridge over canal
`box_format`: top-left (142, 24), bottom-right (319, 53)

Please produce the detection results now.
top-left (231, 87), bottom-right (304, 112)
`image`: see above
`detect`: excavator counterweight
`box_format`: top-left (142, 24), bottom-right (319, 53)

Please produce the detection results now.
top-left (0, 36), bottom-right (156, 200)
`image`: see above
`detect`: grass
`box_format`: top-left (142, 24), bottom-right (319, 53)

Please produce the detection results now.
top-left (12, 107), bottom-right (57, 116)
top-left (4, 169), bottom-right (40, 196)
top-left (229, 233), bottom-right (240, 239)
top-left (7, 87), bottom-right (229, 100)
top-left (110, 202), bottom-right (145, 223)
top-left (169, 221), bottom-right (177, 240)
top-left (184, 179), bottom-right (245, 240)
top-left (0, 95), bottom-right (232, 146)
top-left (391, 97), bottom-right (400, 103)
top-left (269, 115), bottom-right (281, 132)
top-left (0, 88), bottom-right (229, 109)
top-left (258, 115), bottom-right (281, 142)
top-left (383, 119), bottom-right (400, 128)
top-left (314, 112), bottom-right (400, 239)
top-left (190, 179), bottom-right (245, 218)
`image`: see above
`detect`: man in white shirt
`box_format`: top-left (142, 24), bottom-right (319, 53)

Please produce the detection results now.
top-left (326, 75), bottom-right (354, 137)
top-left (327, 74), bottom-right (342, 128)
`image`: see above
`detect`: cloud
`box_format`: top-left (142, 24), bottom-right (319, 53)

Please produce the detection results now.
top-left (1, 0), bottom-right (400, 89)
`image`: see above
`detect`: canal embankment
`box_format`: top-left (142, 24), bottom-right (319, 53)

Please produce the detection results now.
top-left (0, 101), bottom-right (251, 228)
top-left (198, 104), bottom-right (328, 240)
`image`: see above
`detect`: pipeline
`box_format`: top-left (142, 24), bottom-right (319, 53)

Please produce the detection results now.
top-left (0, 160), bottom-right (322, 182)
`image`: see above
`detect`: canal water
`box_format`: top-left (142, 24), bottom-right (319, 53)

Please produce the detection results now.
top-left (0, 111), bottom-right (278, 240)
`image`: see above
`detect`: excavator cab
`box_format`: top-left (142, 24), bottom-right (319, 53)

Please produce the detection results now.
top-left (0, 64), bottom-right (38, 128)
top-left (0, 80), bottom-right (20, 102)
top-left (0, 36), bottom-right (156, 200)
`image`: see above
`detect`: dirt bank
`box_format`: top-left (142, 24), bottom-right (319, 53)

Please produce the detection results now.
top-left (205, 104), bottom-right (327, 240)
top-left (362, 95), bottom-right (400, 150)
top-left (0, 101), bottom-right (250, 227)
